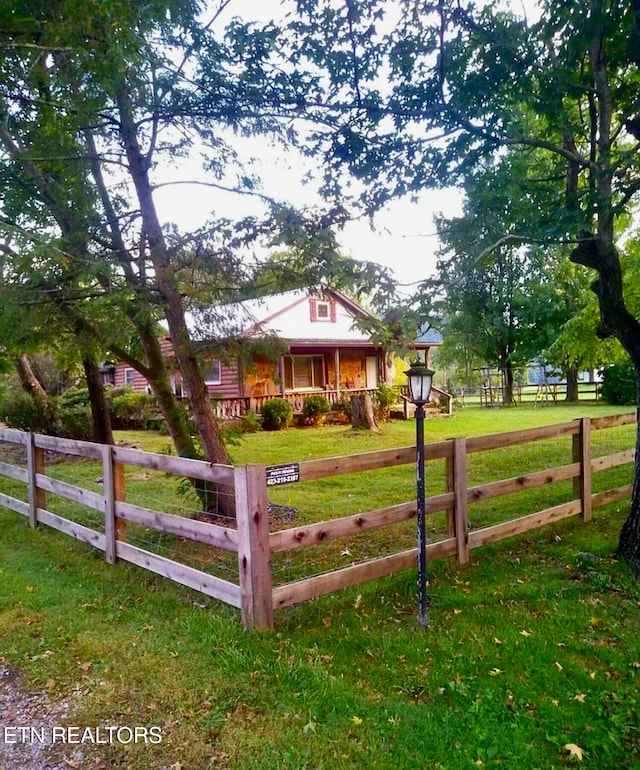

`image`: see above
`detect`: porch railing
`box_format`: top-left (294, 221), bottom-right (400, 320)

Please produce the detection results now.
top-left (211, 388), bottom-right (379, 419)
top-left (210, 386), bottom-right (451, 420)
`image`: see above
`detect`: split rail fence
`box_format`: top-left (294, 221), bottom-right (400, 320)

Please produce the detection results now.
top-left (0, 413), bottom-right (635, 629)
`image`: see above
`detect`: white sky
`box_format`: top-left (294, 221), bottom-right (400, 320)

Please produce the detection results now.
top-left (156, 153), bottom-right (461, 291)
top-left (156, 0), bottom-right (548, 291)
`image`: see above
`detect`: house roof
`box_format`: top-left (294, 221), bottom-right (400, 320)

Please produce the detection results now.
top-left (416, 324), bottom-right (443, 345)
top-left (188, 287), bottom-right (372, 344)
top-left (186, 287), bottom-right (441, 349)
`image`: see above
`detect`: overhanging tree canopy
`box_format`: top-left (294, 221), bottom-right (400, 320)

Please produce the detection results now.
top-left (0, 0), bottom-right (401, 514)
top-left (289, 0), bottom-right (640, 568)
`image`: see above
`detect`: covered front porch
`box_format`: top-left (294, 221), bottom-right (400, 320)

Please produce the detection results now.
top-left (239, 345), bottom-right (388, 400)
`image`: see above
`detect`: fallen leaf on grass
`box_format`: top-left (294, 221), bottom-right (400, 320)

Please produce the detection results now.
top-left (351, 716), bottom-right (363, 725)
top-left (573, 693), bottom-right (587, 702)
top-left (488, 668), bottom-right (502, 676)
top-left (302, 720), bottom-right (316, 735)
top-left (563, 743), bottom-right (585, 760)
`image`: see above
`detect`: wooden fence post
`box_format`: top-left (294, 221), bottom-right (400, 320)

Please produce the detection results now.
top-left (444, 443), bottom-right (455, 537)
top-left (235, 464), bottom-right (274, 630)
top-left (103, 447), bottom-right (127, 564)
top-left (452, 437), bottom-right (469, 564)
top-left (26, 433), bottom-right (45, 529)
top-left (573, 417), bottom-right (592, 522)
top-left (103, 444), bottom-right (115, 564)
top-left (114, 461), bottom-right (127, 542)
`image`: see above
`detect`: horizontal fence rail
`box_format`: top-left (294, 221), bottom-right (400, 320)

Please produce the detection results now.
top-left (0, 413), bottom-right (636, 629)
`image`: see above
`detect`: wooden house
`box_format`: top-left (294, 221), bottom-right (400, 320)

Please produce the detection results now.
top-left (111, 287), bottom-right (442, 417)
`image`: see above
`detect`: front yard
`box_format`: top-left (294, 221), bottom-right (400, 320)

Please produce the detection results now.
top-left (0, 403), bottom-right (639, 769)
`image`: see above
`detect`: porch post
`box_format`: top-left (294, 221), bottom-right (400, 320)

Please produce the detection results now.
top-left (334, 348), bottom-right (341, 396)
top-left (238, 359), bottom-right (244, 398)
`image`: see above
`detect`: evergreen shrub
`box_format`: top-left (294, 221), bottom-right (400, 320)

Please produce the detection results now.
top-left (301, 394), bottom-right (331, 425)
top-left (260, 398), bottom-right (293, 431)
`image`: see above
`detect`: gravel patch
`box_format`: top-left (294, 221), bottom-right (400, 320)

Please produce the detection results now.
top-left (0, 666), bottom-right (86, 770)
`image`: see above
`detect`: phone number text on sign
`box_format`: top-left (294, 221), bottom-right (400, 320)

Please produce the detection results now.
top-left (265, 463), bottom-right (300, 486)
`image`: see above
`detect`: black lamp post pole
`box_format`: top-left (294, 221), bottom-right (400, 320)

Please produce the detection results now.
top-left (415, 401), bottom-right (428, 627)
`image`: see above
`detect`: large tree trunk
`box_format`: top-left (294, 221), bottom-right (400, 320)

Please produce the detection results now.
top-left (137, 326), bottom-right (225, 513)
top-left (116, 81), bottom-right (233, 515)
top-left (134, 321), bottom-right (200, 460)
top-left (351, 394), bottom-right (379, 432)
top-left (82, 354), bottom-right (114, 445)
top-left (565, 365), bottom-right (579, 403)
top-left (502, 364), bottom-right (515, 406)
top-left (83, 128), bottom-right (204, 468)
top-left (571, 235), bottom-right (640, 571)
top-left (616, 365), bottom-right (640, 574)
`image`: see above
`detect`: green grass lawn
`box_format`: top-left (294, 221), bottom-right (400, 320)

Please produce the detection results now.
top-left (1, 403), bottom-right (639, 769)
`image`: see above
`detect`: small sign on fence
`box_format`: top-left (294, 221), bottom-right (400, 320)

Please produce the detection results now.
top-left (265, 463), bottom-right (300, 487)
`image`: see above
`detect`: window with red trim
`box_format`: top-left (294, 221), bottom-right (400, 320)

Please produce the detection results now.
top-left (310, 298), bottom-right (336, 322)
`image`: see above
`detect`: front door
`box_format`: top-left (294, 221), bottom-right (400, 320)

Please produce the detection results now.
top-left (365, 356), bottom-right (379, 389)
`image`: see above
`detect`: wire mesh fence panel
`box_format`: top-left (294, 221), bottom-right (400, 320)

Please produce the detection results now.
top-left (36, 450), bottom-right (106, 533)
top-left (0, 436), bottom-right (29, 506)
top-left (108, 455), bottom-right (239, 586)
top-left (590, 419), bottom-right (636, 496)
top-left (266, 457), bottom-right (441, 589)
top-left (267, 416), bottom-right (637, 608)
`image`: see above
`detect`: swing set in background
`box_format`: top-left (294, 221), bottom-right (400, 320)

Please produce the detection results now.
top-left (453, 365), bottom-right (601, 407)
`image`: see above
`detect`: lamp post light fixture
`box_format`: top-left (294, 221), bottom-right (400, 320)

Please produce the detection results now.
top-left (405, 358), bottom-right (435, 628)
